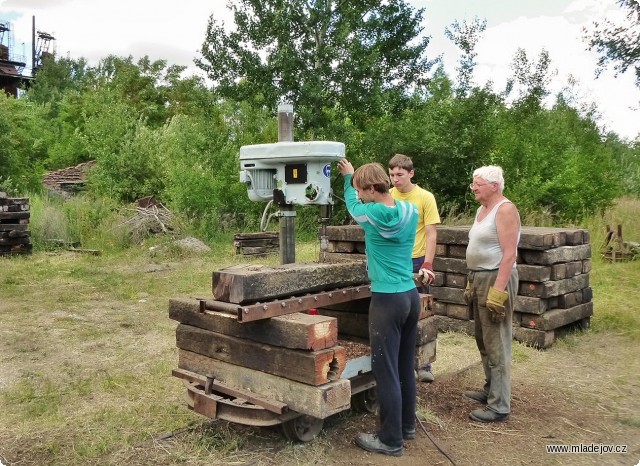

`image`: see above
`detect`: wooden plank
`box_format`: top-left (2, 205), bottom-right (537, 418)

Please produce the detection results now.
top-left (415, 339), bottom-right (437, 367)
top-left (323, 225), bottom-right (365, 242)
top-left (213, 262), bottom-right (369, 304)
top-left (512, 325), bottom-right (555, 349)
top-left (447, 244), bottom-right (467, 258)
top-left (0, 224), bottom-right (28, 231)
top-left (444, 273), bottom-right (467, 288)
top-left (319, 252), bottom-right (366, 263)
top-left (233, 232), bottom-right (278, 240)
top-left (416, 316), bottom-right (439, 344)
top-left (176, 324), bottom-right (346, 386)
top-left (432, 300), bottom-right (448, 316)
top-left (233, 238), bottom-right (279, 247)
top-left (431, 286), bottom-right (466, 304)
top-left (0, 211), bottom-right (30, 220)
top-left (556, 288), bottom-right (591, 309)
top-left (519, 244), bottom-right (592, 265)
top-left (178, 349), bottom-right (352, 419)
top-left (432, 271), bottom-right (445, 287)
top-left (237, 246), bottom-right (278, 255)
top-left (520, 302), bottom-right (594, 331)
top-left (327, 241), bottom-right (356, 253)
top-left (169, 298), bottom-right (338, 350)
top-left (564, 229), bottom-right (589, 245)
top-left (433, 257), bottom-right (468, 274)
top-left (514, 295), bottom-right (553, 315)
top-left (435, 315), bottom-right (475, 335)
top-left (517, 264), bottom-right (551, 282)
top-left (446, 303), bottom-right (472, 320)
top-left (436, 226), bottom-right (471, 245)
top-left (518, 274), bottom-right (590, 298)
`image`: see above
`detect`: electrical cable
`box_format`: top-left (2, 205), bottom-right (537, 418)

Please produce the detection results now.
top-left (415, 414), bottom-right (458, 466)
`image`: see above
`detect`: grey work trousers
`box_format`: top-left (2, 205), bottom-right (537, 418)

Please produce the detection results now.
top-left (468, 268), bottom-right (518, 415)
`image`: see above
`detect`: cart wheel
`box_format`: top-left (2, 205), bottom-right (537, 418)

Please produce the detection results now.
top-left (282, 415), bottom-right (324, 442)
top-left (352, 387), bottom-right (378, 414)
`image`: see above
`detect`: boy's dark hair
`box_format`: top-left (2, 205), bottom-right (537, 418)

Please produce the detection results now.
top-left (388, 153), bottom-right (414, 172)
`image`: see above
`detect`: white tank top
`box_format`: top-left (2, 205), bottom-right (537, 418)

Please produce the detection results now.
top-left (466, 200), bottom-right (519, 271)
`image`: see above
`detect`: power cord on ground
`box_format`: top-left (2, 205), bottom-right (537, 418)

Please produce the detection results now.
top-left (416, 414), bottom-right (458, 466)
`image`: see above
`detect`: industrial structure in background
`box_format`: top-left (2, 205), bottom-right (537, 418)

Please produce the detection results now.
top-left (0, 16), bottom-right (56, 97)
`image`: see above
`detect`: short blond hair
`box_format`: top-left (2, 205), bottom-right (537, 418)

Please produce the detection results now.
top-left (352, 163), bottom-right (390, 194)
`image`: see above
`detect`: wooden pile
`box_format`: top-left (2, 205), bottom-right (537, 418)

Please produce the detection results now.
top-left (233, 231), bottom-right (279, 256)
top-left (600, 224), bottom-right (638, 262)
top-left (320, 225), bottom-right (592, 349)
top-left (0, 193), bottom-right (31, 256)
top-left (170, 261), bottom-right (438, 420)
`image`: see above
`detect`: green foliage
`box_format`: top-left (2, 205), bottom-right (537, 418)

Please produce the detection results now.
top-left (584, 0), bottom-right (640, 86)
top-left (495, 99), bottom-right (622, 221)
top-left (0, 95), bottom-right (49, 194)
top-left (196, 0), bottom-right (436, 131)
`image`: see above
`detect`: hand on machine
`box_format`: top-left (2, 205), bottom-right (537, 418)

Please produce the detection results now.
top-left (418, 262), bottom-right (435, 286)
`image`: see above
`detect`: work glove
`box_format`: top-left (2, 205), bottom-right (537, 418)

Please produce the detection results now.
top-left (463, 281), bottom-right (473, 305)
top-left (486, 287), bottom-right (509, 323)
top-left (418, 262), bottom-right (435, 286)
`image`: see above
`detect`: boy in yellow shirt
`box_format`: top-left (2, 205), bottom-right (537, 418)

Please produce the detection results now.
top-left (389, 154), bottom-right (441, 383)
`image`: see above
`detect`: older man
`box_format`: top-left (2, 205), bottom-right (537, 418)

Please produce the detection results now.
top-left (464, 165), bottom-right (520, 423)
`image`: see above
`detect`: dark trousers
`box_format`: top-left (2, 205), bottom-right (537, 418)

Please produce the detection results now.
top-left (369, 289), bottom-right (421, 447)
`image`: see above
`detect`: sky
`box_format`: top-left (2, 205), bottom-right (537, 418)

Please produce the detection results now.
top-left (1, 0), bottom-right (638, 140)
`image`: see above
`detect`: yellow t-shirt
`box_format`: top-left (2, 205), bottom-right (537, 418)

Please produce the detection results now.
top-left (390, 185), bottom-right (440, 258)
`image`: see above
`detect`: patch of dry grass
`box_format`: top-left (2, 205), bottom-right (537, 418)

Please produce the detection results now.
top-left (1, 199), bottom-right (639, 465)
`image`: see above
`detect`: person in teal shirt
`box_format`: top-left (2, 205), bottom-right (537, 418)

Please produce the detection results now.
top-left (337, 159), bottom-right (420, 457)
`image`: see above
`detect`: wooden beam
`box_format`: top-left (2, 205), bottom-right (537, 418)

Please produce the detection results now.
top-left (176, 324), bottom-right (346, 386)
top-left (178, 349), bottom-right (352, 419)
top-left (212, 262), bottom-right (369, 304)
top-left (169, 298), bottom-right (338, 350)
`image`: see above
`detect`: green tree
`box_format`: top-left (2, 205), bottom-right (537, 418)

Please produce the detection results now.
top-left (444, 17), bottom-right (487, 96)
top-left (584, 0), bottom-right (640, 86)
top-left (196, 0), bottom-right (436, 131)
top-left (0, 95), bottom-right (49, 194)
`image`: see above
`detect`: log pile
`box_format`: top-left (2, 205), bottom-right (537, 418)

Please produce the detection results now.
top-left (320, 225), bottom-right (592, 349)
top-left (233, 232), bottom-right (279, 256)
top-left (0, 193), bottom-right (31, 256)
top-left (171, 261), bottom-right (438, 418)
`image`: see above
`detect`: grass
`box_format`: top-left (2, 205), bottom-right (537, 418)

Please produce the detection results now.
top-left (0, 197), bottom-right (639, 465)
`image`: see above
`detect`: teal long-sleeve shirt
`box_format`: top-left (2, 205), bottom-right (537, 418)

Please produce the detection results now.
top-left (343, 174), bottom-right (418, 293)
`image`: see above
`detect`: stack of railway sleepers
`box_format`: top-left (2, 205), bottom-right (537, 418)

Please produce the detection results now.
top-left (233, 231), bottom-right (279, 256)
top-left (0, 193), bottom-right (31, 256)
top-left (170, 261), bottom-right (378, 420)
top-left (320, 225), bottom-right (592, 349)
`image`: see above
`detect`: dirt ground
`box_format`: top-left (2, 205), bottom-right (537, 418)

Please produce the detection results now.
top-left (219, 330), bottom-right (640, 466)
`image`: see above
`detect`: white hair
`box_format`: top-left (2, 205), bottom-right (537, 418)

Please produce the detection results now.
top-left (473, 165), bottom-right (505, 191)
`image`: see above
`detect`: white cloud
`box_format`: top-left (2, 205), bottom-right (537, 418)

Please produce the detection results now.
top-left (1, 0), bottom-right (638, 139)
